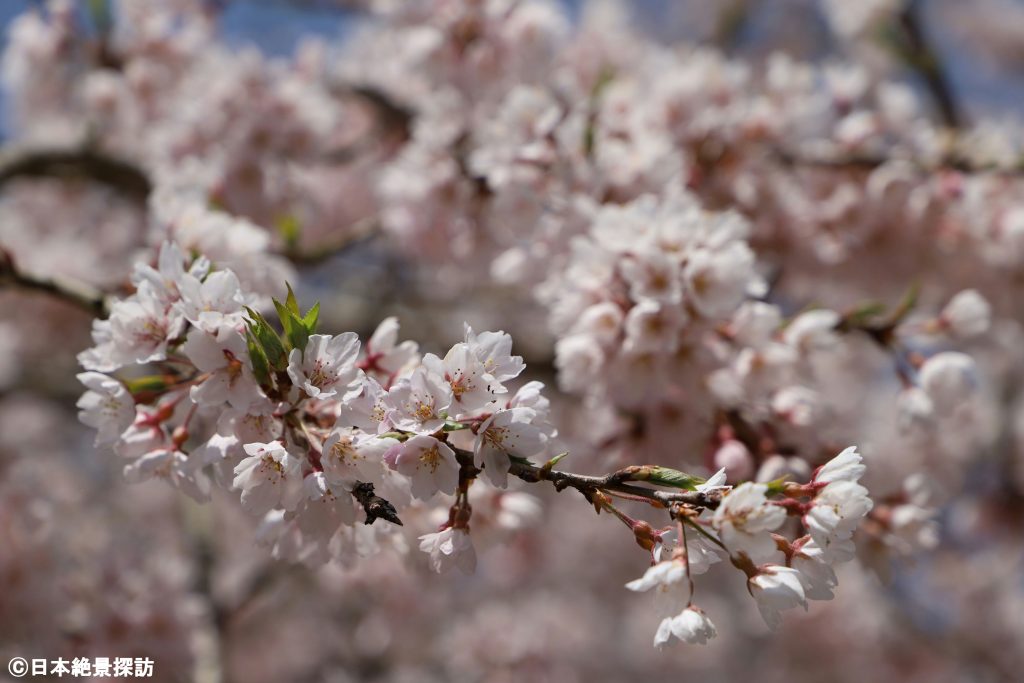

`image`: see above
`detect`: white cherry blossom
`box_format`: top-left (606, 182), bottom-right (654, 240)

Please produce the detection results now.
top-left (712, 482), bottom-right (787, 562)
top-left (384, 435), bottom-right (459, 500)
top-left (383, 367), bottom-right (453, 435)
top-left (919, 351), bottom-right (978, 415)
top-left (938, 289), bottom-right (990, 338)
top-left (662, 607), bottom-right (717, 646)
top-left (473, 407), bottom-right (549, 488)
top-left (124, 447), bottom-right (211, 503)
top-left (362, 316), bottom-right (419, 380)
top-left (76, 372), bottom-right (135, 446)
top-left (232, 441), bottom-right (304, 516)
top-left (805, 480), bottom-right (873, 560)
top-left (748, 565), bottom-right (808, 630)
top-left (419, 526), bottom-right (477, 574)
top-left (813, 446), bottom-right (866, 484)
top-left (182, 324), bottom-right (264, 411)
top-left (175, 269), bottom-right (247, 331)
top-left (791, 539), bottom-right (839, 601)
top-left (422, 342), bottom-right (497, 415)
top-left (321, 429), bottom-right (397, 486)
top-left (293, 472), bottom-right (357, 543)
top-left (287, 333), bottom-right (362, 400)
top-left (463, 325), bottom-right (525, 390)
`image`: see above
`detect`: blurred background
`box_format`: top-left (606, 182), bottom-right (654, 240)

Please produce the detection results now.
top-left (1, 1), bottom-right (1023, 682)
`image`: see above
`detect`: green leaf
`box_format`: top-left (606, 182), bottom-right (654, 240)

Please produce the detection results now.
top-left (621, 465), bottom-right (703, 490)
top-left (764, 476), bottom-right (792, 496)
top-left (541, 451), bottom-right (569, 472)
top-left (246, 331), bottom-right (271, 386)
top-left (124, 375), bottom-right (170, 396)
top-left (272, 298), bottom-right (307, 351)
top-left (301, 300), bottom-right (320, 335)
top-left (277, 214), bottom-right (301, 251)
top-left (284, 282), bottom-right (301, 316)
top-left (284, 309), bottom-right (310, 353)
top-left (272, 298), bottom-right (294, 338)
top-left (244, 307), bottom-right (288, 369)
top-left (886, 281), bottom-right (920, 326)
top-left (645, 467), bottom-right (704, 490)
top-left (841, 301), bottom-right (887, 330)
top-left (377, 431), bottom-right (411, 442)
top-left (271, 284), bottom-right (319, 353)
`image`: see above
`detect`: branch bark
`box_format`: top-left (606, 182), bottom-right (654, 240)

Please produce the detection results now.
top-left (0, 249), bottom-right (109, 317)
top-left (452, 447), bottom-right (723, 510)
top-left (897, 0), bottom-right (964, 130)
top-left (0, 147), bottom-right (151, 203)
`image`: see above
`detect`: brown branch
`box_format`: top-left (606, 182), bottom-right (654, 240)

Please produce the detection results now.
top-left (451, 447), bottom-right (723, 510)
top-left (896, 0), bottom-right (964, 130)
top-left (0, 147), bottom-right (151, 203)
top-left (714, 0), bottom-right (751, 53)
top-left (328, 83), bottom-right (414, 146)
top-left (771, 146), bottom-right (1024, 176)
top-left (282, 220), bottom-right (379, 266)
top-left (0, 248), bottom-right (108, 317)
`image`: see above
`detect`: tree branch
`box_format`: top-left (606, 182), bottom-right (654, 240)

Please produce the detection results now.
top-left (0, 249), bottom-right (108, 317)
top-left (281, 220), bottom-right (379, 266)
top-left (896, 0), bottom-right (964, 130)
top-left (451, 447), bottom-right (723, 510)
top-left (0, 147), bottom-right (151, 203)
top-left (770, 146), bottom-right (1024, 176)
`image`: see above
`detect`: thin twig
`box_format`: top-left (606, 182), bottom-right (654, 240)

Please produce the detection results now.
top-left (452, 447), bottom-right (723, 510)
top-left (896, 0), bottom-right (964, 129)
top-left (685, 517), bottom-right (729, 551)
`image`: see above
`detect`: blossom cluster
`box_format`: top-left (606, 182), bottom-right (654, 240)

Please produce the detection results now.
top-left (1, 0), bottom-right (1021, 672)
top-left (77, 242), bottom-right (556, 567)
top-left (74, 242), bottom-right (883, 645)
top-left (625, 446), bottom-right (873, 646)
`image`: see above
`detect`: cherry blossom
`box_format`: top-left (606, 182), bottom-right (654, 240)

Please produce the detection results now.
top-left (665, 607), bottom-right (718, 646)
top-left (76, 372), bottom-right (135, 446)
top-left (362, 316), bottom-right (419, 381)
top-left (748, 565), bottom-right (808, 630)
top-left (383, 367), bottom-right (453, 435)
top-left (287, 333), bottom-right (362, 400)
top-left (473, 408), bottom-right (549, 488)
top-left (805, 480), bottom-right (874, 560)
top-left (422, 342), bottom-right (497, 414)
top-left (419, 527), bottom-right (477, 575)
top-left (321, 429), bottom-right (397, 486)
top-left (182, 324), bottom-right (264, 411)
top-left (712, 482), bottom-right (787, 562)
top-left (938, 289), bottom-right (991, 338)
top-left (233, 441), bottom-right (304, 516)
top-left (384, 435), bottom-right (459, 500)
top-left (25, 0), bottom-right (1024, 664)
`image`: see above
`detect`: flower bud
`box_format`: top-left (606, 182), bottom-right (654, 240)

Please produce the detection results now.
top-left (939, 289), bottom-right (990, 338)
top-left (713, 439), bottom-right (755, 482)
